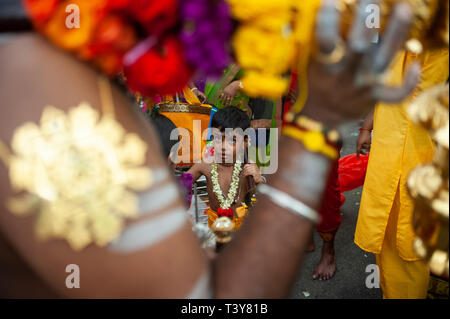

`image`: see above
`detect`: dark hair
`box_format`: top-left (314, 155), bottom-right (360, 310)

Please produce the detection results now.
top-left (211, 106), bottom-right (251, 132)
top-left (146, 109), bottom-right (179, 159)
top-left (0, 0), bottom-right (32, 32)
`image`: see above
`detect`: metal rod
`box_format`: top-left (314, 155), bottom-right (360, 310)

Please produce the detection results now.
top-left (194, 182), bottom-right (199, 224)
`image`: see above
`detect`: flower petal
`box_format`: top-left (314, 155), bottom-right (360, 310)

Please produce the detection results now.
top-left (69, 103), bottom-right (100, 140)
top-left (117, 133), bottom-right (148, 165)
top-left (11, 122), bottom-right (42, 157)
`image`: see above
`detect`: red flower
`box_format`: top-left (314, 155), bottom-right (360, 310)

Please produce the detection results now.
top-left (24, 0), bottom-right (184, 91)
top-left (217, 207), bottom-right (234, 219)
top-left (78, 14), bottom-right (137, 74)
top-left (106, 0), bottom-right (131, 10)
top-left (123, 36), bottom-right (193, 96)
top-left (127, 0), bottom-right (178, 36)
top-left (106, 0), bottom-right (178, 36)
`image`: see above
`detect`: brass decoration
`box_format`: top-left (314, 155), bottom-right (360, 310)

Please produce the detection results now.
top-left (407, 84), bottom-right (449, 277)
top-left (211, 217), bottom-right (235, 244)
top-left (0, 103), bottom-right (152, 251)
top-left (157, 103), bottom-right (212, 116)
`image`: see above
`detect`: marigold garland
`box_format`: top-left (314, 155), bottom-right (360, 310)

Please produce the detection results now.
top-left (227, 0), bottom-right (296, 98)
top-left (211, 161), bottom-right (242, 210)
top-left (23, 0), bottom-right (192, 95)
top-left (180, 0), bottom-right (232, 79)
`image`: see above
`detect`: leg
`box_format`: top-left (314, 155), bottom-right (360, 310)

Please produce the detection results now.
top-left (376, 189), bottom-right (430, 299)
top-left (313, 153), bottom-right (342, 280)
top-left (313, 230), bottom-right (337, 280)
top-left (307, 232), bottom-right (315, 253)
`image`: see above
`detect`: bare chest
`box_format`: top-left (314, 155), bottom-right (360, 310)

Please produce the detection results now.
top-left (203, 165), bottom-right (248, 211)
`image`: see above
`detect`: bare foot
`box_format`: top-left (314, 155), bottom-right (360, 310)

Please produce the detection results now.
top-left (312, 241), bottom-right (336, 280)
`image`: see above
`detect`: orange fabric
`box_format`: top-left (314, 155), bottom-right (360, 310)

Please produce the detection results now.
top-left (318, 231), bottom-right (337, 242)
top-left (161, 107), bottom-right (211, 164)
top-left (205, 207), bottom-right (248, 231)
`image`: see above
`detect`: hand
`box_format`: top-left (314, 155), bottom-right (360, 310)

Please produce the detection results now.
top-left (300, 0), bottom-right (421, 127)
top-left (192, 88), bottom-right (207, 104)
top-left (356, 129), bottom-right (372, 158)
top-left (220, 81), bottom-right (241, 106)
top-left (243, 163), bottom-right (264, 185)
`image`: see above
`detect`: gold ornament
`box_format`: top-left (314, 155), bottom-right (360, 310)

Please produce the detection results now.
top-left (0, 95), bottom-right (152, 250)
top-left (408, 84), bottom-right (450, 142)
top-left (211, 217), bottom-right (235, 244)
top-left (407, 84), bottom-right (449, 277)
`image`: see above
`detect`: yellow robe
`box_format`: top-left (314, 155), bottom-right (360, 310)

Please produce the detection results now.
top-left (355, 49), bottom-right (449, 298)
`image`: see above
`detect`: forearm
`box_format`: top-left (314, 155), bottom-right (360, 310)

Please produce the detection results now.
top-left (212, 136), bottom-right (333, 298)
top-left (361, 108), bottom-right (374, 131)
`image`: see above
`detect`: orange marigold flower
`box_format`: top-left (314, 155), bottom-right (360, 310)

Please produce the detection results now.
top-left (23, 0), bottom-right (61, 28)
top-left (93, 52), bottom-right (125, 76)
top-left (90, 15), bottom-right (137, 55)
top-left (43, 0), bottom-right (107, 51)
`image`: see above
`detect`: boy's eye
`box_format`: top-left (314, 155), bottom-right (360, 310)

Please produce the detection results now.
top-left (226, 136), bottom-right (237, 144)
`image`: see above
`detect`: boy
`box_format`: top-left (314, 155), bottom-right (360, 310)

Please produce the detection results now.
top-left (187, 107), bottom-right (265, 230)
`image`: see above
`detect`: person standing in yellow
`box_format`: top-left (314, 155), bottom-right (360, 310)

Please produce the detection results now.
top-left (355, 49), bottom-right (449, 299)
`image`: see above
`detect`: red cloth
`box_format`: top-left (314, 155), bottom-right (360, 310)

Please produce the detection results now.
top-left (282, 70), bottom-right (298, 126)
top-left (317, 153), bottom-right (370, 233)
top-left (317, 151), bottom-right (342, 234)
top-left (338, 153), bottom-right (369, 192)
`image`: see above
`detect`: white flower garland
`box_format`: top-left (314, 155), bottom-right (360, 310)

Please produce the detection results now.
top-left (211, 161), bottom-right (242, 209)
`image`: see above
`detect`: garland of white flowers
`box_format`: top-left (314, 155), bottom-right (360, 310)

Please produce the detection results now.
top-left (211, 161), bottom-right (242, 209)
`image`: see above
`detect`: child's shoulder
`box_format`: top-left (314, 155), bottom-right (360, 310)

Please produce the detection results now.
top-left (191, 161), bottom-right (212, 174)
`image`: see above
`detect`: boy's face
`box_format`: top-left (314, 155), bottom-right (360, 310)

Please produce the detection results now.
top-left (213, 130), bottom-right (247, 164)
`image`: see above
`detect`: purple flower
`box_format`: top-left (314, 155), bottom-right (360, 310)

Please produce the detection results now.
top-left (179, 0), bottom-right (232, 78)
top-left (178, 173), bottom-right (194, 208)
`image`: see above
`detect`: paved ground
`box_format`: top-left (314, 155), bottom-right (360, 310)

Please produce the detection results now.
top-left (187, 121), bottom-right (384, 298)
top-left (288, 122), bottom-right (383, 299)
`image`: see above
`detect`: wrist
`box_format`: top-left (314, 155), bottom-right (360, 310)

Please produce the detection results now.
top-left (232, 81), bottom-right (242, 89)
top-left (283, 112), bottom-right (341, 161)
top-left (274, 136), bottom-right (333, 210)
top-left (256, 175), bottom-right (265, 184)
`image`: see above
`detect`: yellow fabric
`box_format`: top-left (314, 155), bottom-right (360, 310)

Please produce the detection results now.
top-left (291, 0), bottom-right (321, 113)
top-left (206, 207), bottom-right (248, 231)
top-left (376, 186), bottom-right (429, 299)
top-left (182, 86), bottom-right (202, 105)
top-left (282, 126), bottom-right (339, 160)
top-left (355, 49), bottom-right (449, 260)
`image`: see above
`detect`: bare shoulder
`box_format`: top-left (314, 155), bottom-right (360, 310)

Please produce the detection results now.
top-left (199, 162), bottom-right (213, 177)
top-left (0, 33), bottom-right (165, 162)
top-left (0, 34), bottom-right (209, 297)
top-left (189, 161), bottom-right (211, 177)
